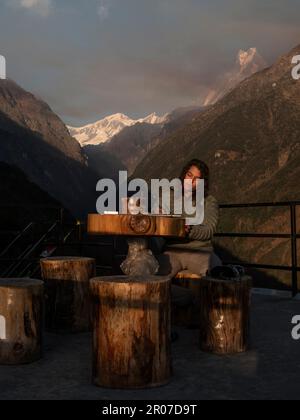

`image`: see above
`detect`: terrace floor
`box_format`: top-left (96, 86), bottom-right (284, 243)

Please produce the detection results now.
top-left (0, 293), bottom-right (300, 400)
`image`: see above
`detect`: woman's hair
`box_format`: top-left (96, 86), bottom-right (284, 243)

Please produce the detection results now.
top-left (179, 159), bottom-right (210, 195)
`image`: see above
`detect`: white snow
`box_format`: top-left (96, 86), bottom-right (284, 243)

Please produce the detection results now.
top-left (68, 112), bottom-right (168, 146)
top-left (203, 48), bottom-right (267, 106)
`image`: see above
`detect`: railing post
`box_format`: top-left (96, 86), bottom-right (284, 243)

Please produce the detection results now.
top-left (77, 221), bottom-right (84, 256)
top-left (290, 204), bottom-right (298, 297)
top-left (59, 207), bottom-right (64, 252)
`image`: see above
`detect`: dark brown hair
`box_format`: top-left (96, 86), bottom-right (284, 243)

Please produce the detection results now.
top-left (180, 159), bottom-right (209, 196)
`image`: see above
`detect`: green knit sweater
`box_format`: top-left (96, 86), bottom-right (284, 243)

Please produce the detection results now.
top-left (166, 195), bottom-right (219, 251)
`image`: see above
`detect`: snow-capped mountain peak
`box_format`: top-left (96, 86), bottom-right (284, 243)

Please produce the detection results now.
top-left (238, 47), bottom-right (257, 67)
top-left (140, 112), bottom-right (166, 125)
top-left (68, 112), bottom-right (168, 146)
top-left (203, 47), bottom-right (267, 106)
top-left (237, 48), bottom-right (267, 74)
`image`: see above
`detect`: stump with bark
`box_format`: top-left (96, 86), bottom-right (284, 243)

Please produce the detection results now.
top-left (172, 270), bottom-right (203, 328)
top-left (0, 278), bottom-right (43, 365)
top-left (199, 275), bottom-right (252, 354)
top-left (90, 275), bottom-right (172, 389)
top-left (40, 257), bottom-right (96, 333)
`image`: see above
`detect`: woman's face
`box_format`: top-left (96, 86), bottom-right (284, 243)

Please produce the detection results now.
top-left (184, 165), bottom-right (202, 192)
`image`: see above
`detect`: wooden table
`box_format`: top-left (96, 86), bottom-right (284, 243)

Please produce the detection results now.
top-left (88, 214), bottom-right (186, 275)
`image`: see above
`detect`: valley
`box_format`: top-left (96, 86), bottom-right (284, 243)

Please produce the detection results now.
top-left (0, 44), bottom-right (299, 289)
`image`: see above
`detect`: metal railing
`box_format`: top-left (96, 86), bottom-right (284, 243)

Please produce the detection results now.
top-left (0, 201), bottom-right (299, 295)
top-left (0, 206), bottom-right (75, 277)
top-left (0, 222), bottom-right (34, 258)
top-left (215, 201), bottom-right (299, 296)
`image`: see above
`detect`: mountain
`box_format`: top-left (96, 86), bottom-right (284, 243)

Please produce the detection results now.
top-left (0, 161), bottom-right (67, 229)
top-left (0, 79), bottom-right (99, 216)
top-left (105, 122), bottom-right (164, 175)
top-left (0, 162), bottom-right (76, 278)
top-left (84, 106), bottom-right (203, 176)
top-left (134, 45), bottom-right (299, 199)
top-left (203, 48), bottom-right (267, 106)
top-left (68, 112), bottom-right (168, 146)
top-left (166, 106), bottom-right (204, 121)
top-left (83, 145), bottom-right (126, 181)
top-left (0, 80), bottom-right (84, 163)
top-left (133, 44), bottom-right (300, 287)
top-left (0, 161), bottom-right (59, 206)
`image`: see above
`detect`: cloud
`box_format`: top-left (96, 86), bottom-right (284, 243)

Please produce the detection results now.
top-left (10, 0), bottom-right (52, 17)
top-left (97, 0), bottom-right (110, 21)
top-left (4, 0), bottom-right (300, 125)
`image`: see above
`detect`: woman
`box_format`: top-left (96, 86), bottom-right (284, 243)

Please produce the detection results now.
top-left (156, 159), bottom-right (222, 306)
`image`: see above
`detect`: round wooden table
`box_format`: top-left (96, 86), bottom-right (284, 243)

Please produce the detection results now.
top-left (88, 214), bottom-right (186, 275)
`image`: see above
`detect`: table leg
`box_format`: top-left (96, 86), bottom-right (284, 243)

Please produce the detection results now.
top-left (120, 237), bottom-right (159, 276)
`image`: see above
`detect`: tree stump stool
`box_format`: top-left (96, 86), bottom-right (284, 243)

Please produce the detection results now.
top-left (199, 275), bottom-right (252, 354)
top-left (90, 275), bottom-right (172, 389)
top-left (40, 257), bottom-right (96, 333)
top-left (0, 278), bottom-right (43, 365)
top-left (172, 270), bottom-right (203, 328)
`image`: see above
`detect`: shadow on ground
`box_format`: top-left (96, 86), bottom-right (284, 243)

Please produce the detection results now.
top-left (0, 294), bottom-right (300, 400)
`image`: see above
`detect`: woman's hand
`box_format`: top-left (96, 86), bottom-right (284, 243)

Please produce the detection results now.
top-left (185, 225), bottom-right (191, 236)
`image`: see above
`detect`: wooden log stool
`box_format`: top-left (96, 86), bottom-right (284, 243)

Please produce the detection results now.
top-left (90, 275), bottom-right (172, 389)
top-left (172, 270), bottom-right (203, 328)
top-left (0, 278), bottom-right (43, 365)
top-left (40, 257), bottom-right (96, 333)
top-left (199, 275), bottom-right (252, 354)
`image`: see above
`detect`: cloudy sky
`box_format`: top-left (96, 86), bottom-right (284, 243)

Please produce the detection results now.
top-left (1, 0), bottom-right (300, 125)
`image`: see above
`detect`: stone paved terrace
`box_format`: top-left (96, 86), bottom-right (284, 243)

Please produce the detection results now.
top-left (0, 292), bottom-right (300, 401)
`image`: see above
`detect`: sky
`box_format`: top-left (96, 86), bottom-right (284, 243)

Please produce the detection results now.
top-left (1, 0), bottom-right (300, 126)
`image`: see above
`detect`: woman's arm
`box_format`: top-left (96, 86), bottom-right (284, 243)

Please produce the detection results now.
top-left (188, 196), bottom-right (219, 241)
